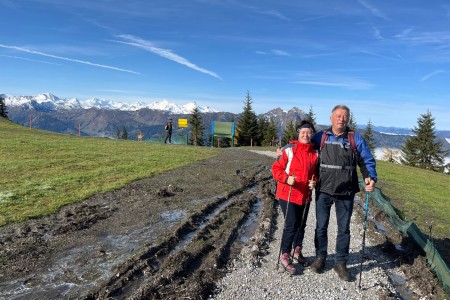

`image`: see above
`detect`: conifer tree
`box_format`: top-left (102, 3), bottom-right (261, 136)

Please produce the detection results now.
top-left (281, 120), bottom-right (298, 146)
top-left (401, 111), bottom-right (448, 171)
top-left (363, 119), bottom-right (375, 155)
top-left (263, 118), bottom-right (278, 146)
top-left (256, 117), bottom-right (268, 146)
top-left (348, 111), bottom-right (357, 130)
top-left (116, 127), bottom-right (121, 139)
top-left (189, 106), bottom-right (205, 146)
top-left (122, 126), bottom-right (128, 140)
top-left (305, 105), bottom-right (316, 128)
top-left (0, 95), bottom-right (8, 119)
top-left (236, 91), bottom-right (258, 146)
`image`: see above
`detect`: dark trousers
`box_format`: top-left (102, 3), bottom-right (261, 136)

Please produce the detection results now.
top-left (165, 131), bottom-right (172, 144)
top-left (278, 199), bottom-right (310, 254)
top-left (314, 192), bottom-right (354, 264)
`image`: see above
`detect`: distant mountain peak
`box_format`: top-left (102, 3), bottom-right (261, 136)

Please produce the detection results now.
top-left (4, 93), bottom-right (218, 114)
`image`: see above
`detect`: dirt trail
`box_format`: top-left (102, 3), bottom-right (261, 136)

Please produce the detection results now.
top-left (0, 148), bottom-right (276, 299)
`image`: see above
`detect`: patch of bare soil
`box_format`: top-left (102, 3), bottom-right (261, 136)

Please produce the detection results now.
top-left (0, 148), bottom-right (277, 299)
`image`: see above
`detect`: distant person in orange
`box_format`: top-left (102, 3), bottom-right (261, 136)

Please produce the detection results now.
top-left (138, 131), bottom-right (143, 141)
top-left (164, 118), bottom-right (173, 144)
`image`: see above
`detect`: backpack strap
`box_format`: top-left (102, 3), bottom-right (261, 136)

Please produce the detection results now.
top-left (319, 128), bottom-right (331, 151)
top-left (320, 128), bottom-right (357, 154)
top-left (347, 131), bottom-right (357, 154)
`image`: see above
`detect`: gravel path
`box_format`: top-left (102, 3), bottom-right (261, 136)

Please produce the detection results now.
top-left (210, 197), bottom-right (398, 299)
top-left (210, 150), bottom-right (398, 300)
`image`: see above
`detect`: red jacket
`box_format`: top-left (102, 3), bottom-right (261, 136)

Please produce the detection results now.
top-left (272, 141), bottom-right (318, 205)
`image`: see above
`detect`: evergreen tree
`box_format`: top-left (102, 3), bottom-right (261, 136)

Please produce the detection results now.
top-left (236, 91), bottom-right (258, 146)
top-left (281, 120), bottom-right (298, 146)
top-left (348, 111), bottom-right (357, 130)
top-left (305, 105), bottom-right (316, 128)
top-left (363, 119), bottom-right (375, 154)
top-left (256, 116), bottom-right (268, 146)
top-left (122, 126), bottom-right (128, 140)
top-left (401, 111), bottom-right (448, 171)
top-left (0, 95), bottom-right (8, 119)
top-left (262, 118), bottom-right (278, 146)
top-left (116, 127), bottom-right (121, 139)
top-left (189, 106), bottom-right (205, 146)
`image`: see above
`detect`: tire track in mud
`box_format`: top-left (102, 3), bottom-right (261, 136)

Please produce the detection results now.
top-left (84, 167), bottom-right (276, 300)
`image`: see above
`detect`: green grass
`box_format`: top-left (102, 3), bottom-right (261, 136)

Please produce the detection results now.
top-left (376, 160), bottom-right (450, 238)
top-left (0, 118), bottom-right (218, 227)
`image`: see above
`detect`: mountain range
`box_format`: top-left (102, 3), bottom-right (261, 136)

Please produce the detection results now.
top-left (3, 93), bottom-right (450, 152)
top-left (3, 93), bottom-right (217, 114)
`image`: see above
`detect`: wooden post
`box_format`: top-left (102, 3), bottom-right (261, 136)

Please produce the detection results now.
top-left (251, 138), bottom-right (253, 147)
top-left (29, 114), bottom-right (32, 128)
top-left (78, 123), bottom-right (81, 136)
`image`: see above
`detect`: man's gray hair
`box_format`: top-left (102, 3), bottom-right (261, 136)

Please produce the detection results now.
top-left (331, 105), bottom-right (350, 115)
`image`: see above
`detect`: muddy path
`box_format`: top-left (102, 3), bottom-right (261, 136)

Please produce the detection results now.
top-left (0, 148), bottom-right (277, 299)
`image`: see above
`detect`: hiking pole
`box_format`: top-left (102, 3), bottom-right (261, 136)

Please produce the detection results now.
top-left (276, 179), bottom-right (293, 270)
top-left (291, 175), bottom-right (315, 261)
top-left (358, 190), bottom-right (371, 289)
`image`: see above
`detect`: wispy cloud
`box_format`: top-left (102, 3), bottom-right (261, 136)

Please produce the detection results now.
top-left (358, 0), bottom-right (389, 20)
top-left (271, 49), bottom-right (290, 56)
top-left (257, 9), bottom-right (290, 21)
top-left (0, 54), bottom-right (61, 65)
top-left (371, 24), bottom-right (383, 40)
top-left (293, 73), bottom-right (374, 90)
top-left (0, 44), bottom-right (140, 74)
top-left (421, 70), bottom-right (445, 81)
top-left (113, 35), bottom-right (221, 80)
top-left (256, 49), bottom-right (290, 56)
top-left (360, 50), bottom-right (399, 61)
top-left (395, 29), bottom-right (450, 45)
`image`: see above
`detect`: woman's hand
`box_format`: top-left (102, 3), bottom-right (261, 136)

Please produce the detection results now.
top-left (286, 175), bottom-right (296, 186)
top-left (308, 179), bottom-right (316, 190)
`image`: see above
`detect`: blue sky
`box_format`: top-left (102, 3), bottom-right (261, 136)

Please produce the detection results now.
top-left (1, 0), bottom-right (450, 130)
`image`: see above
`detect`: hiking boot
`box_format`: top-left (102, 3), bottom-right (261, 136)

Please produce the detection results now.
top-left (280, 253), bottom-right (296, 275)
top-left (293, 246), bottom-right (307, 265)
top-left (310, 257), bottom-right (325, 274)
top-left (334, 263), bottom-right (351, 281)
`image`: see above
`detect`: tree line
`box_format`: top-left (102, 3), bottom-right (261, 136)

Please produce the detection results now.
top-left (1, 92), bottom-right (448, 172)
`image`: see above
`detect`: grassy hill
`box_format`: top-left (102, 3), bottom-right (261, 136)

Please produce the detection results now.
top-left (0, 117), bottom-right (218, 226)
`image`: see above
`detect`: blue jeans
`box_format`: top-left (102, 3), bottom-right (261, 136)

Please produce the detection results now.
top-left (278, 199), bottom-right (310, 254)
top-left (314, 192), bottom-right (354, 264)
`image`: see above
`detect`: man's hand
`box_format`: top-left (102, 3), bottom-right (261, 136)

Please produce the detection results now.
top-left (365, 177), bottom-right (375, 192)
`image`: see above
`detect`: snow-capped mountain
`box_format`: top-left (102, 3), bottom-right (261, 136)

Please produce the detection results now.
top-left (4, 93), bottom-right (218, 114)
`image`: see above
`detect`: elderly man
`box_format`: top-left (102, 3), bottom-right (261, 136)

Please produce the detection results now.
top-left (310, 105), bottom-right (377, 281)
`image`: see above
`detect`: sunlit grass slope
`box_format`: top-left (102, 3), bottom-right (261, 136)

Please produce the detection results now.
top-left (376, 160), bottom-right (450, 238)
top-left (0, 117), bottom-right (218, 226)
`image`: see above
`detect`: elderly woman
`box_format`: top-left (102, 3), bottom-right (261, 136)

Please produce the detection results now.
top-left (272, 120), bottom-right (318, 275)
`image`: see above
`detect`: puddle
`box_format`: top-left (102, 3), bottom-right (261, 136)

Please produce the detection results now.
top-left (238, 197), bottom-right (262, 244)
top-left (390, 271), bottom-right (417, 299)
top-left (0, 223), bottom-right (173, 299)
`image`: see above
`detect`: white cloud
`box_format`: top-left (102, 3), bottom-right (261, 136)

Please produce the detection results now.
top-left (293, 72), bottom-right (374, 90)
top-left (421, 70), bottom-right (445, 81)
top-left (114, 35), bottom-right (221, 80)
top-left (358, 0), bottom-right (389, 20)
top-left (0, 44), bottom-right (140, 74)
top-left (0, 54), bottom-right (60, 65)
